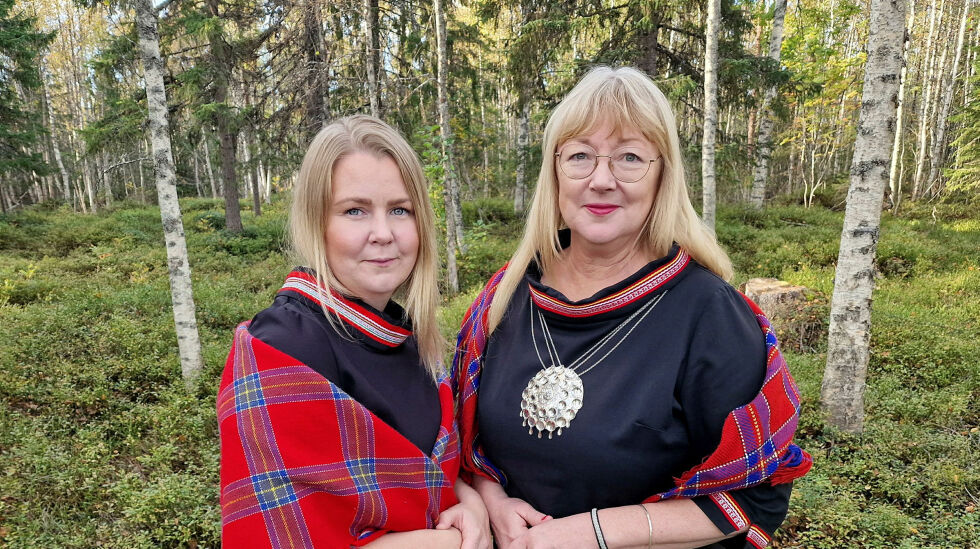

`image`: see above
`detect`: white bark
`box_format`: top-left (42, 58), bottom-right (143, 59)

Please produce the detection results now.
top-left (925, 0), bottom-right (969, 195)
top-left (888, 0), bottom-right (915, 212)
top-left (701, 0), bottom-right (721, 231)
top-left (362, 0), bottom-right (380, 117)
top-left (912, 0), bottom-right (944, 198)
top-left (514, 101), bottom-right (530, 213)
top-left (136, 0), bottom-right (204, 391)
top-left (821, 0), bottom-right (906, 434)
top-left (202, 129), bottom-right (217, 198)
top-left (749, 0), bottom-right (788, 208)
top-left (43, 81), bottom-right (72, 204)
top-left (192, 146), bottom-right (202, 197)
top-left (83, 156), bottom-right (97, 213)
top-left (434, 0), bottom-right (459, 293)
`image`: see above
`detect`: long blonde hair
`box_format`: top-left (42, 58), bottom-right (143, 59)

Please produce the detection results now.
top-left (290, 115), bottom-right (445, 378)
top-left (488, 66), bottom-right (733, 332)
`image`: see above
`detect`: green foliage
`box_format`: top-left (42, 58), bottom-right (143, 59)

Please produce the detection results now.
top-left (2, 200), bottom-right (979, 547)
top-left (0, 0), bottom-right (54, 176)
top-left (946, 57), bottom-right (980, 201)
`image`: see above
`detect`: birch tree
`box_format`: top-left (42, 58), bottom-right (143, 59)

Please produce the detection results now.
top-left (514, 100), bottom-right (530, 213)
top-left (925, 0), bottom-right (970, 196)
top-left (434, 0), bottom-right (460, 293)
top-left (888, 0), bottom-right (915, 211)
top-left (135, 0), bottom-right (203, 390)
top-left (911, 0), bottom-right (943, 199)
top-left (362, 0), bottom-right (380, 117)
top-left (821, 0), bottom-right (907, 433)
top-left (701, 0), bottom-right (721, 231)
top-left (749, 0), bottom-right (787, 209)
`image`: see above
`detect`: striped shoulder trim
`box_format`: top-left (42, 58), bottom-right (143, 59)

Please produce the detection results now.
top-left (278, 270), bottom-right (411, 347)
top-left (530, 249), bottom-right (690, 317)
top-left (746, 525), bottom-right (771, 548)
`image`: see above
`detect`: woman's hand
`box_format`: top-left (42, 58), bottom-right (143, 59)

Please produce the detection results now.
top-left (438, 478), bottom-right (491, 549)
top-left (472, 477), bottom-right (550, 548)
top-left (436, 500), bottom-right (490, 549)
top-left (508, 514), bottom-right (592, 549)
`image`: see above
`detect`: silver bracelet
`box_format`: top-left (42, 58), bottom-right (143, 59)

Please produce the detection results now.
top-left (638, 504), bottom-right (653, 549)
top-left (591, 507), bottom-right (608, 549)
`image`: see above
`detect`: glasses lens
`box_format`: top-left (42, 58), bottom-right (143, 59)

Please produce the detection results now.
top-left (559, 146), bottom-right (597, 179)
top-left (610, 150), bottom-right (651, 183)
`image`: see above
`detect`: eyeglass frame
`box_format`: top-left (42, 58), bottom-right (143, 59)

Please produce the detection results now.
top-left (554, 145), bottom-right (663, 183)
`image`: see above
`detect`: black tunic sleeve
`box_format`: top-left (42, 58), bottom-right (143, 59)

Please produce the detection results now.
top-left (677, 285), bottom-right (792, 546)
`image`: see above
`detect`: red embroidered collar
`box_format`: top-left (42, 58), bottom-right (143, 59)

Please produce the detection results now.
top-left (529, 248), bottom-right (690, 317)
top-left (278, 270), bottom-right (411, 348)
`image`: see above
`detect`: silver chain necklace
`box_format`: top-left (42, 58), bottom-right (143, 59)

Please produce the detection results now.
top-left (521, 291), bottom-right (666, 438)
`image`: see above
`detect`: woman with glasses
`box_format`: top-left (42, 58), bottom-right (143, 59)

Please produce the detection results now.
top-left (452, 67), bottom-right (811, 548)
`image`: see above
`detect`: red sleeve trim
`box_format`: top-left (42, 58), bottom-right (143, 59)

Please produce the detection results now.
top-left (746, 524), bottom-right (772, 548)
top-left (708, 492), bottom-right (748, 531)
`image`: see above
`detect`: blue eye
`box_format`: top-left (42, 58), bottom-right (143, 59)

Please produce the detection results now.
top-left (622, 152), bottom-right (642, 162)
top-left (392, 207), bottom-right (411, 216)
top-left (344, 208), bottom-right (364, 216)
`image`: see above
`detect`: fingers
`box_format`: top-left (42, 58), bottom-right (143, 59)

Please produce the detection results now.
top-left (435, 507), bottom-right (460, 530)
top-left (514, 503), bottom-right (550, 526)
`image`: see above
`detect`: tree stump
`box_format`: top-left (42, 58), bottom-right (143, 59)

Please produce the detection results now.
top-left (739, 278), bottom-right (807, 319)
top-left (739, 278), bottom-right (826, 353)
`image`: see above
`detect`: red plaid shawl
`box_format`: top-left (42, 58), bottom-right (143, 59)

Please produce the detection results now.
top-left (219, 324), bottom-right (460, 548)
top-left (451, 264), bottom-right (812, 499)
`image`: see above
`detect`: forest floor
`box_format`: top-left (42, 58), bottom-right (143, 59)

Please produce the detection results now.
top-left (0, 196), bottom-right (977, 547)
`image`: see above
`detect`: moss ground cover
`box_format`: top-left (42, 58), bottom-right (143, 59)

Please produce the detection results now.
top-left (0, 198), bottom-right (977, 547)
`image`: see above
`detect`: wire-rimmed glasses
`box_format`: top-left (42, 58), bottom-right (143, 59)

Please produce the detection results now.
top-left (555, 144), bottom-right (661, 183)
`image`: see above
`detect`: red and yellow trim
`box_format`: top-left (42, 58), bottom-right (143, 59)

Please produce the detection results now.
top-left (278, 270), bottom-right (411, 347)
top-left (530, 249), bottom-right (690, 317)
top-left (746, 525), bottom-right (771, 548)
top-left (709, 491), bottom-right (749, 531)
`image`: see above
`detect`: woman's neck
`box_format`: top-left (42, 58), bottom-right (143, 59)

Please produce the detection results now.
top-left (542, 239), bottom-right (651, 301)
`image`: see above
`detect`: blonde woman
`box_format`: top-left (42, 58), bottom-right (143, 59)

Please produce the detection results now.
top-left (453, 68), bottom-right (811, 549)
top-left (219, 115), bottom-right (489, 548)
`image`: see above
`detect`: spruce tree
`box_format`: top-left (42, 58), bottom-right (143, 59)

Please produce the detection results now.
top-left (0, 0), bottom-right (54, 176)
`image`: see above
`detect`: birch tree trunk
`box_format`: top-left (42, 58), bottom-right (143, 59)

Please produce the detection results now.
top-left (926, 1), bottom-right (969, 196)
top-left (362, 0), bottom-right (380, 117)
top-left (136, 0), bottom-right (204, 391)
top-left (43, 79), bottom-right (72, 205)
top-left (513, 100), bottom-right (530, 213)
top-left (101, 152), bottom-right (113, 209)
top-left (701, 0), bottom-right (721, 231)
top-left (889, 0), bottom-right (915, 212)
top-left (749, 0), bottom-right (787, 209)
top-left (83, 156), bottom-right (97, 213)
top-left (912, 0), bottom-right (943, 199)
top-left (821, 0), bottom-right (906, 434)
top-left (202, 129), bottom-right (218, 198)
top-left (244, 131), bottom-right (261, 216)
top-left (434, 0), bottom-right (460, 293)
top-left (193, 148), bottom-right (202, 198)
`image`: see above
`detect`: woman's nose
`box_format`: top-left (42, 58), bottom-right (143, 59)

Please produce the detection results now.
top-left (369, 216), bottom-right (394, 244)
top-left (589, 156), bottom-right (617, 190)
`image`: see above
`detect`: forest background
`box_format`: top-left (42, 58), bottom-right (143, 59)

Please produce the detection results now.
top-left (1, 0), bottom-right (978, 546)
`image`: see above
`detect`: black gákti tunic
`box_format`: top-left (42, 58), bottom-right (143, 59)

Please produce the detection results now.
top-left (247, 269), bottom-right (441, 454)
top-left (477, 246), bottom-right (792, 547)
